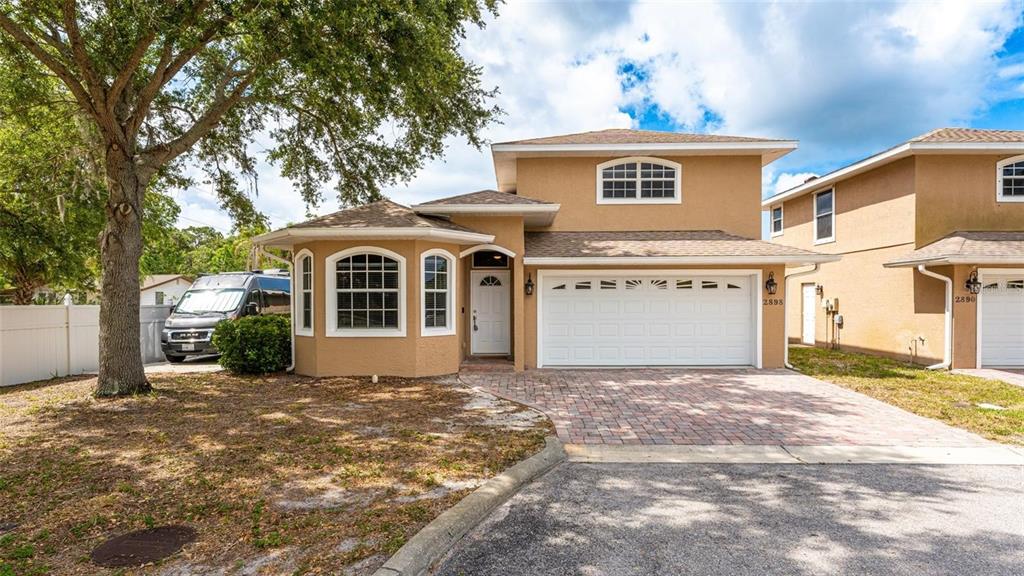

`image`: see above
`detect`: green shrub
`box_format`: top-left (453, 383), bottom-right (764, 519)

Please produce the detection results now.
top-left (213, 315), bottom-right (291, 374)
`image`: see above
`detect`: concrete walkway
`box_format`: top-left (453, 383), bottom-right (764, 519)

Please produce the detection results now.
top-left (144, 355), bottom-right (222, 374)
top-left (436, 463), bottom-right (1024, 576)
top-left (955, 368), bottom-right (1024, 388)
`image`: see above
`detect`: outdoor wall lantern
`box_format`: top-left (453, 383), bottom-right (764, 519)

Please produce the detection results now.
top-left (965, 270), bottom-right (982, 295)
top-left (525, 273), bottom-right (535, 296)
top-left (764, 271), bottom-right (778, 295)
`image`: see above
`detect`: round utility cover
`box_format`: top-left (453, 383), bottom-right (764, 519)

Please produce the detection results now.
top-left (90, 525), bottom-right (196, 567)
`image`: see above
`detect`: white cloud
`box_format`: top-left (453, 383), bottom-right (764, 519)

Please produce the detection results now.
top-left (174, 0), bottom-right (1024, 230)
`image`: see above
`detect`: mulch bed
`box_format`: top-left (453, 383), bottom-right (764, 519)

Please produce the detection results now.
top-left (0, 372), bottom-right (551, 575)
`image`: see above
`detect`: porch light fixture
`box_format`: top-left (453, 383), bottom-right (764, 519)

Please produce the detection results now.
top-left (765, 271), bottom-right (778, 295)
top-left (965, 270), bottom-right (982, 295)
top-left (525, 273), bottom-right (535, 296)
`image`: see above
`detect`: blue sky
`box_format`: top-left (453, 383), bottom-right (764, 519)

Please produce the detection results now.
top-left (172, 0), bottom-right (1024, 234)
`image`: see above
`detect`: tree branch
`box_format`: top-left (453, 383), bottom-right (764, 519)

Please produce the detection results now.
top-left (106, 29), bottom-right (157, 109)
top-left (140, 70), bottom-right (256, 170)
top-left (60, 1), bottom-right (107, 110)
top-left (0, 13), bottom-right (95, 117)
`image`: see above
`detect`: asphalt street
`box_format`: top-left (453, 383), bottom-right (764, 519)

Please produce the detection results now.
top-left (435, 463), bottom-right (1024, 576)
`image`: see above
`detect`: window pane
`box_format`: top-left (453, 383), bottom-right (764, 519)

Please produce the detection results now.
top-left (815, 191), bottom-right (833, 215)
top-left (352, 292), bottom-right (367, 310)
top-left (302, 305), bottom-right (311, 329)
top-left (337, 310), bottom-right (353, 328)
top-left (384, 311), bottom-right (398, 328)
top-left (602, 180), bottom-right (637, 199)
top-left (384, 292), bottom-right (398, 309)
top-left (338, 271), bottom-right (351, 290)
top-left (383, 271), bottom-right (399, 289)
top-left (817, 214), bottom-right (833, 239)
top-left (351, 272), bottom-right (367, 289)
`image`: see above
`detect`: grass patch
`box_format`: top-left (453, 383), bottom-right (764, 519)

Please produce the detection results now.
top-left (790, 347), bottom-right (1024, 444)
top-left (0, 371), bottom-right (551, 574)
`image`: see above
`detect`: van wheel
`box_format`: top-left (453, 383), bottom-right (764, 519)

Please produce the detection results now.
top-left (165, 354), bottom-right (187, 364)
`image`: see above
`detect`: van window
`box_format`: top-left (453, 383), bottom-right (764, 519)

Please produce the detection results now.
top-left (258, 276), bottom-right (290, 315)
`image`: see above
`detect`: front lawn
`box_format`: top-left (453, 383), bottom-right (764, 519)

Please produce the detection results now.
top-left (0, 372), bottom-right (551, 575)
top-left (789, 347), bottom-right (1024, 445)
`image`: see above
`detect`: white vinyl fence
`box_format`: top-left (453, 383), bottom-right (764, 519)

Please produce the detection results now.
top-left (0, 304), bottom-right (173, 387)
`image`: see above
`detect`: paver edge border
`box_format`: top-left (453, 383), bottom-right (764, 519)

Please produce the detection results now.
top-left (371, 435), bottom-right (566, 576)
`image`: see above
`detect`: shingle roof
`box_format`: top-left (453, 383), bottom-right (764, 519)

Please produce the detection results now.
top-left (909, 128), bottom-right (1024, 144)
top-left (885, 231), bottom-right (1024, 266)
top-left (524, 230), bottom-right (830, 260)
top-left (290, 200), bottom-right (480, 233)
top-left (497, 128), bottom-right (786, 146)
top-left (418, 190), bottom-right (553, 206)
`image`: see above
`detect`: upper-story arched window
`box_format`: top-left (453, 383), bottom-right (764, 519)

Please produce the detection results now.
top-left (997, 155), bottom-right (1024, 202)
top-left (596, 157), bottom-right (682, 205)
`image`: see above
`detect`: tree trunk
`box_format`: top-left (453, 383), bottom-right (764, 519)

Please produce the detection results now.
top-left (10, 274), bottom-right (41, 305)
top-left (94, 150), bottom-right (149, 397)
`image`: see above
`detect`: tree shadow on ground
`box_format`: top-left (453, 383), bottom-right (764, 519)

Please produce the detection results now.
top-left (0, 372), bottom-right (549, 575)
top-left (468, 368), bottom-right (981, 446)
top-left (438, 462), bottom-right (1024, 576)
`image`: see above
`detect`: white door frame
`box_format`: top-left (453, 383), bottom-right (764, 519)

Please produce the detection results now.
top-left (801, 283), bottom-right (816, 345)
top-left (536, 269), bottom-right (762, 369)
top-left (976, 268), bottom-right (1024, 368)
top-left (470, 269), bottom-right (511, 355)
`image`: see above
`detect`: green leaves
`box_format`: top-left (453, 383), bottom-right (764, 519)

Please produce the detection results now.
top-left (213, 314), bottom-right (292, 374)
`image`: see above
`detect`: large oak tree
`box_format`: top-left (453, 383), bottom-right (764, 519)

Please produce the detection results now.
top-left (0, 0), bottom-right (499, 396)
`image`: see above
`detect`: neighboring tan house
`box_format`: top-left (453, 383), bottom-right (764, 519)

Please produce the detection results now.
top-left (254, 129), bottom-right (837, 377)
top-left (764, 128), bottom-right (1024, 369)
top-left (140, 274), bottom-right (193, 306)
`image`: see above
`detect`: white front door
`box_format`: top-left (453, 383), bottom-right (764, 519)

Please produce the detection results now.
top-left (802, 283), bottom-right (816, 345)
top-left (471, 270), bottom-right (510, 355)
top-left (539, 273), bottom-right (756, 367)
top-left (980, 274), bottom-right (1024, 367)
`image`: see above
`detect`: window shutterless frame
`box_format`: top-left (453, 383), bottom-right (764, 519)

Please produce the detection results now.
top-left (996, 154), bottom-right (1024, 203)
top-left (813, 188), bottom-right (835, 244)
top-left (325, 246), bottom-right (406, 337)
top-left (595, 156), bottom-right (682, 205)
top-left (770, 205), bottom-right (784, 237)
top-left (420, 249), bottom-right (456, 337)
top-left (294, 249), bottom-right (314, 336)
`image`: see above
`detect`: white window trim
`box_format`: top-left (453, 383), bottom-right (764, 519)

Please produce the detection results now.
top-left (294, 249), bottom-right (314, 336)
top-left (996, 154), bottom-right (1024, 203)
top-left (813, 188), bottom-right (835, 245)
top-left (325, 246), bottom-right (407, 338)
top-left (770, 204), bottom-right (784, 237)
top-left (420, 249), bottom-right (456, 337)
top-left (595, 156), bottom-right (682, 205)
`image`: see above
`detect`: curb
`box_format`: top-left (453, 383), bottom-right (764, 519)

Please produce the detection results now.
top-left (371, 436), bottom-right (566, 576)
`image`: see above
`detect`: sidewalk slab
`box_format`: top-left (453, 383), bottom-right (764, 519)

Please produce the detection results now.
top-left (565, 444), bottom-right (1024, 465)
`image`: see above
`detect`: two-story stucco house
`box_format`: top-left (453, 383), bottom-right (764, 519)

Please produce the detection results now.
top-left (254, 129), bottom-right (837, 377)
top-left (765, 128), bottom-right (1024, 369)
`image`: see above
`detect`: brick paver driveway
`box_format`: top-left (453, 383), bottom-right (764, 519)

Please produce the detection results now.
top-left (462, 369), bottom-right (990, 446)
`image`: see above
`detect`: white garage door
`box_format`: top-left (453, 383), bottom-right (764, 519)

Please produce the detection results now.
top-left (540, 273), bottom-right (757, 367)
top-left (981, 274), bottom-right (1024, 367)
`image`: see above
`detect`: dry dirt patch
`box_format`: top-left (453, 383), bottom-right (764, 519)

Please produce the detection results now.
top-left (0, 372), bottom-right (550, 575)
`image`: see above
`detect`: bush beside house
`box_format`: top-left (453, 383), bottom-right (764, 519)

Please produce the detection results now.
top-left (213, 315), bottom-right (291, 374)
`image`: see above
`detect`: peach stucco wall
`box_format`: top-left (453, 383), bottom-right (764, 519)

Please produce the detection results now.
top-left (914, 154), bottom-right (1024, 246)
top-left (516, 155), bottom-right (763, 237)
top-left (521, 264), bottom-right (787, 369)
top-left (775, 153), bottom-right (1024, 367)
top-left (292, 239), bottom-right (463, 378)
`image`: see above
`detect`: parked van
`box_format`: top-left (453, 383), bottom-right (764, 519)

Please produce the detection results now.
top-left (161, 271), bottom-right (290, 362)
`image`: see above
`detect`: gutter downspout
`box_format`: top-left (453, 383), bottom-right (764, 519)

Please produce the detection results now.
top-left (917, 264), bottom-right (952, 370)
top-left (258, 246), bottom-right (297, 373)
top-left (784, 263), bottom-right (820, 369)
